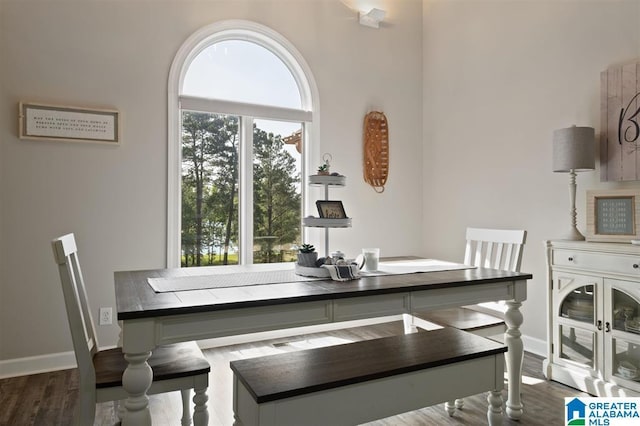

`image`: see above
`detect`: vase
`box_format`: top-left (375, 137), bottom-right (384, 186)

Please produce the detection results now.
top-left (297, 252), bottom-right (318, 267)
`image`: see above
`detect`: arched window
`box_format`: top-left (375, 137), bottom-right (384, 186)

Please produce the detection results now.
top-left (168, 20), bottom-right (318, 268)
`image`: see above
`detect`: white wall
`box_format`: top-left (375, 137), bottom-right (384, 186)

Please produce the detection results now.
top-left (422, 0), bottom-right (640, 351)
top-left (2, 0), bottom-right (638, 373)
top-left (0, 0), bottom-right (423, 366)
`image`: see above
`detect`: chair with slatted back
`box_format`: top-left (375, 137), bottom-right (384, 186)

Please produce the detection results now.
top-left (52, 233), bottom-right (210, 426)
top-left (409, 227), bottom-right (526, 415)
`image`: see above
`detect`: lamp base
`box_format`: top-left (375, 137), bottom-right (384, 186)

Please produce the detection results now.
top-left (559, 169), bottom-right (586, 241)
top-left (559, 226), bottom-right (586, 241)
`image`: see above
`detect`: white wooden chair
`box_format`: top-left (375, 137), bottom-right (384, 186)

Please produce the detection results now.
top-left (410, 227), bottom-right (526, 415)
top-left (52, 233), bottom-right (210, 426)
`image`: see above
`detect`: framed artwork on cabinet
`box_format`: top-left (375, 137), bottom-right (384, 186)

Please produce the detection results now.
top-left (586, 189), bottom-right (640, 242)
top-left (316, 200), bottom-right (347, 219)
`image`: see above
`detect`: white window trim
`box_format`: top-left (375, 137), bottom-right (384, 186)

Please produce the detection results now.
top-left (167, 20), bottom-right (320, 268)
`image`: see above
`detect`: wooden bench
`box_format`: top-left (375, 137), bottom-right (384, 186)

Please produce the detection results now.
top-left (230, 327), bottom-right (507, 426)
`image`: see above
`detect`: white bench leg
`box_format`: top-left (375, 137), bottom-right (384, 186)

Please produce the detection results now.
top-left (192, 386), bottom-right (209, 426)
top-left (445, 400), bottom-right (456, 416)
top-left (487, 390), bottom-right (503, 426)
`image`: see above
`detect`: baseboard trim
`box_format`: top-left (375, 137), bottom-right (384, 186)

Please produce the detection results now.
top-left (1, 316), bottom-right (548, 379)
top-left (0, 351), bottom-right (76, 379)
top-left (522, 334), bottom-right (547, 358)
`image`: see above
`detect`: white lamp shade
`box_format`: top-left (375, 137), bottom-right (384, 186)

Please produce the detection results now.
top-left (552, 126), bottom-right (596, 172)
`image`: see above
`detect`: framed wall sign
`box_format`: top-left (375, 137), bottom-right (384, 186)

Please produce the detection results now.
top-left (600, 61), bottom-right (640, 181)
top-left (586, 189), bottom-right (640, 242)
top-left (19, 102), bottom-right (120, 144)
top-left (316, 200), bottom-right (347, 219)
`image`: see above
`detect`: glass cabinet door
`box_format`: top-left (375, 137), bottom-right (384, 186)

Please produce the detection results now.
top-left (611, 338), bottom-right (640, 388)
top-left (611, 288), bottom-right (640, 334)
top-left (559, 324), bottom-right (595, 367)
top-left (560, 285), bottom-right (595, 324)
top-left (605, 279), bottom-right (640, 390)
top-left (553, 275), bottom-right (601, 372)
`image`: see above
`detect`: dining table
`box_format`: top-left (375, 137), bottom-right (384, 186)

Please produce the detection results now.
top-left (114, 258), bottom-right (532, 425)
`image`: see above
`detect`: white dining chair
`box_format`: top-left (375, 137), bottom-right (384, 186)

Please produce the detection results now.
top-left (409, 227), bottom-right (526, 415)
top-left (52, 233), bottom-right (210, 426)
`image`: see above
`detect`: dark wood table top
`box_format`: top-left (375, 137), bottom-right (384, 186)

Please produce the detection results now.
top-left (115, 262), bottom-right (531, 321)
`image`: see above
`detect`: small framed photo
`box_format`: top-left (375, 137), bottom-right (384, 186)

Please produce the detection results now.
top-left (316, 200), bottom-right (347, 219)
top-left (586, 189), bottom-right (640, 242)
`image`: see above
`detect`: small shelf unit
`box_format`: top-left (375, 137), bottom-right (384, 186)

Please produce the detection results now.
top-left (305, 174), bottom-right (351, 257)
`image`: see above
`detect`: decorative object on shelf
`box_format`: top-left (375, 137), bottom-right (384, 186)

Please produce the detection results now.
top-left (19, 102), bottom-right (120, 144)
top-left (600, 60), bottom-right (640, 182)
top-left (297, 244), bottom-right (318, 267)
top-left (316, 200), bottom-right (347, 219)
top-left (363, 111), bottom-right (389, 193)
top-left (625, 318), bottom-right (640, 334)
top-left (617, 361), bottom-right (638, 380)
top-left (331, 250), bottom-right (345, 260)
top-left (586, 189), bottom-right (640, 242)
top-left (552, 125), bottom-right (596, 240)
top-left (317, 153), bottom-right (332, 175)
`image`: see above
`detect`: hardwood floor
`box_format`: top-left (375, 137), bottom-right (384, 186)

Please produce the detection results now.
top-left (0, 321), bottom-right (586, 425)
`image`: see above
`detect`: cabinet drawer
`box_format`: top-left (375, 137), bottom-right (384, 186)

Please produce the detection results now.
top-left (553, 249), bottom-right (640, 277)
top-left (333, 293), bottom-right (409, 321)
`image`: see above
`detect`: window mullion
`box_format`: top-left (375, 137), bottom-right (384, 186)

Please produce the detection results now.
top-left (239, 116), bottom-right (254, 264)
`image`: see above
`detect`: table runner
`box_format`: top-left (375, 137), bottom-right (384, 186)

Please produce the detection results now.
top-left (147, 259), bottom-right (473, 293)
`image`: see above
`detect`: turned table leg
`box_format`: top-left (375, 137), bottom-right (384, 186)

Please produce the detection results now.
top-left (121, 351), bottom-right (153, 426)
top-left (504, 300), bottom-right (524, 420)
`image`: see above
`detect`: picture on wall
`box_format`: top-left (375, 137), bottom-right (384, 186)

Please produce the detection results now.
top-left (600, 61), bottom-right (640, 181)
top-left (19, 102), bottom-right (120, 144)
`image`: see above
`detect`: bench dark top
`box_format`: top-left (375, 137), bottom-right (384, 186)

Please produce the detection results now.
top-left (115, 260), bottom-right (532, 320)
top-left (229, 327), bottom-right (507, 403)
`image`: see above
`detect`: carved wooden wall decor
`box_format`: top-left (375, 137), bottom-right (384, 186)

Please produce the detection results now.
top-left (363, 111), bottom-right (389, 193)
top-left (600, 61), bottom-right (640, 181)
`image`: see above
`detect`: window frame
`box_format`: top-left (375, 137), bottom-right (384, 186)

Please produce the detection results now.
top-left (167, 20), bottom-right (319, 268)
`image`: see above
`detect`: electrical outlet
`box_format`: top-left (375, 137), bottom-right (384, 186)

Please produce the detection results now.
top-left (99, 307), bottom-right (112, 325)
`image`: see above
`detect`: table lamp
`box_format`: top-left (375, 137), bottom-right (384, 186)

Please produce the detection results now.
top-left (552, 125), bottom-right (595, 240)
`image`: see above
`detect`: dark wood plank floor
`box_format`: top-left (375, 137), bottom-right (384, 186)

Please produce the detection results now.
top-left (0, 321), bottom-right (586, 425)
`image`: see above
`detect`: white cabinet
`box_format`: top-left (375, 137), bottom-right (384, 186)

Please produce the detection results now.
top-left (544, 241), bottom-right (640, 396)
